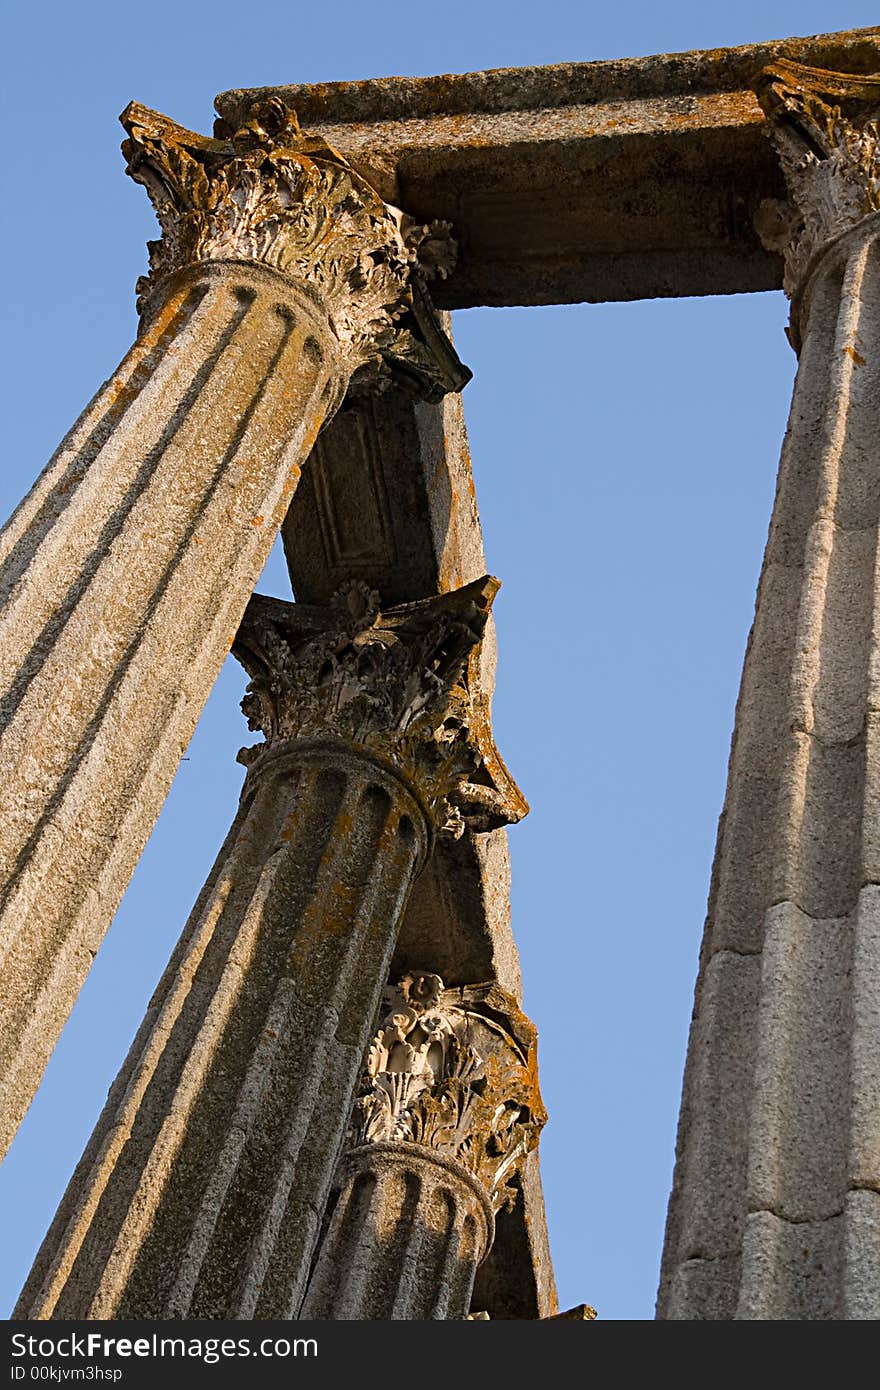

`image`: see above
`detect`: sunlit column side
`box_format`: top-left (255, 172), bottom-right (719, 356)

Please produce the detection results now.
top-left (0, 96), bottom-right (467, 1160)
top-left (658, 61), bottom-right (880, 1321)
top-left (300, 971), bottom-right (545, 1320)
top-left (14, 577), bottom-right (530, 1319)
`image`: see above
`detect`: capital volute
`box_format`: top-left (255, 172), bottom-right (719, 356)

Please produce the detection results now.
top-left (348, 972), bottom-right (546, 1214)
top-left (120, 97), bottom-right (469, 400)
top-left (751, 61), bottom-right (880, 303)
top-left (232, 578), bottom-right (527, 836)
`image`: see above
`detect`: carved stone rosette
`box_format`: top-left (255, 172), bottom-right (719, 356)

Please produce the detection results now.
top-left (350, 972), bottom-right (545, 1212)
top-left (300, 972), bottom-right (545, 1319)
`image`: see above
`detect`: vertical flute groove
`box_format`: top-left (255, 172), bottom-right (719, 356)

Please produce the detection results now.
top-left (14, 752), bottom-right (430, 1320)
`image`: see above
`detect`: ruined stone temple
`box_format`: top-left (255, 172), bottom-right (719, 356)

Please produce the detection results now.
top-left (1, 26), bottom-right (879, 1320)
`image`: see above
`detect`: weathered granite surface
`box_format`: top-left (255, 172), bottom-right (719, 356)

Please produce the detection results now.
top-left (304, 1144), bottom-right (495, 1319)
top-left (0, 94), bottom-right (464, 1162)
top-left (15, 582), bottom-right (498, 1319)
top-left (659, 61), bottom-right (880, 1320)
top-left (302, 973), bottom-right (544, 1319)
top-left (218, 29), bottom-right (880, 308)
top-left (283, 375), bottom-right (526, 994)
top-left (282, 352), bottom-right (557, 1317)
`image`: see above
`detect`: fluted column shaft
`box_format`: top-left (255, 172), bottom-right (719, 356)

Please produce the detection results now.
top-left (0, 264), bottom-right (336, 1161)
top-left (0, 96), bottom-right (466, 1159)
top-left (302, 1145), bottom-right (493, 1320)
top-left (16, 579), bottom-right (510, 1319)
top-left (658, 62), bottom-right (880, 1320)
top-left (15, 743), bottom-right (428, 1319)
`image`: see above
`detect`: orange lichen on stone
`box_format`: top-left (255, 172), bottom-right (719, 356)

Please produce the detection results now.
top-left (54, 470), bottom-right (85, 497)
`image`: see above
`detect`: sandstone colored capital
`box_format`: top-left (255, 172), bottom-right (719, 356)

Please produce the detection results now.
top-left (752, 61), bottom-right (880, 304)
top-left (122, 98), bottom-right (470, 401)
top-left (234, 578), bottom-right (528, 836)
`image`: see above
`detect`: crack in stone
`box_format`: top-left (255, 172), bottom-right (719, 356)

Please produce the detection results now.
top-left (748, 1204), bottom-right (845, 1226)
top-left (789, 723), bottom-right (869, 750)
top-left (708, 946), bottom-right (762, 961)
top-left (765, 884), bottom-right (880, 921)
top-left (676, 1250), bottom-right (738, 1266)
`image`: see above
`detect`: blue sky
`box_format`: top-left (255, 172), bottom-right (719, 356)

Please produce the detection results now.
top-left (1, 0), bottom-right (876, 1321)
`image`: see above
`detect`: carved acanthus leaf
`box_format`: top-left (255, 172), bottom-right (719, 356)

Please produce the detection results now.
top-left (233, 578), bottom-right (520, 833)
top-left (120, 98), bottom-right (469, 397)
top-left (752, 61), bottom-right (880, 297)
top-left (349, 974), bottom-right (546, 1213)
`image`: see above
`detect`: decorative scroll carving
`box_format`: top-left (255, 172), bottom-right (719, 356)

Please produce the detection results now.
top-left (457, 645), bottom-right (529, 832)
top-left (349, 972), bottom-right (546, 1212)
top-left (120, 98), bottom-right (469, 398)
top-left (752, 61), bottom-right (880, 296)
top-left (234, 579), bottom-right (526, 834)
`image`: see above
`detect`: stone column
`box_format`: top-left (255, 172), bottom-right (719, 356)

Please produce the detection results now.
top-left (658, 62), bottom-right (880, 1321)
top-left (279, 378), bottom-right (558, 1318)
top-left (300, 972), bottom-right (545, 1320)
top-left (0, 96), bottom-right (467, 1159)
top-left (15, 575), bottom-right (529, 1320)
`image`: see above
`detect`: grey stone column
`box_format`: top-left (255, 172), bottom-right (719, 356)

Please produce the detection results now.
top-left (279, 380), bottom-right (558, 1319)
top-left (301, 973), bottom-right (545, 1319)
top-left (0, 97), bottom-right (467, 1160)
top-left (14, 577), bottom-right (527, 1320)
top-left (658, 62), bottom-right (880, 1321)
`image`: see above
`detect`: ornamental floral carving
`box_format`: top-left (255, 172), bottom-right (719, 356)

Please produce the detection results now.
top-left (752, 61), bottom-right (880, 297)
top-left (234, 578), bottom-right (525, 834)
top-left (348, 973), bottom-right (546, 1212)
top-left (120, 98), bottom-right (468, 398)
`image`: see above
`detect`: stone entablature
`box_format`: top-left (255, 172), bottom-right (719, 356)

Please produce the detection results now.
top-left (5, 29), bottom-right (880, 1324)
top-left (216, 29), bottom-right (880, 308)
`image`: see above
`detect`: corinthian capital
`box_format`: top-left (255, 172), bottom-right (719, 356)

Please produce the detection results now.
top-left (120, 97), bottom-right (469, 398)
top-left (349, 972), bottom-right (546, 1213)
top-left (752, 61), bottom-right (880, 297)
top-left (233, 578), bottom-right (527, 834)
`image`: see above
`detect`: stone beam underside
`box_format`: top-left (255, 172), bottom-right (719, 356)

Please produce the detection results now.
top-left (217, 29), bottom-right (879, 309)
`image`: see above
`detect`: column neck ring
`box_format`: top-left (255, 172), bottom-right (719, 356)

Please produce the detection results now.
top-left (789, 209), bottom-right (880, 354)
top-left (342, 1141), bottom-right (496, 1262)
top-left (241, 735), bottom-right (434, 866)
top-left (137, 256), bottom-right (340, 344)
